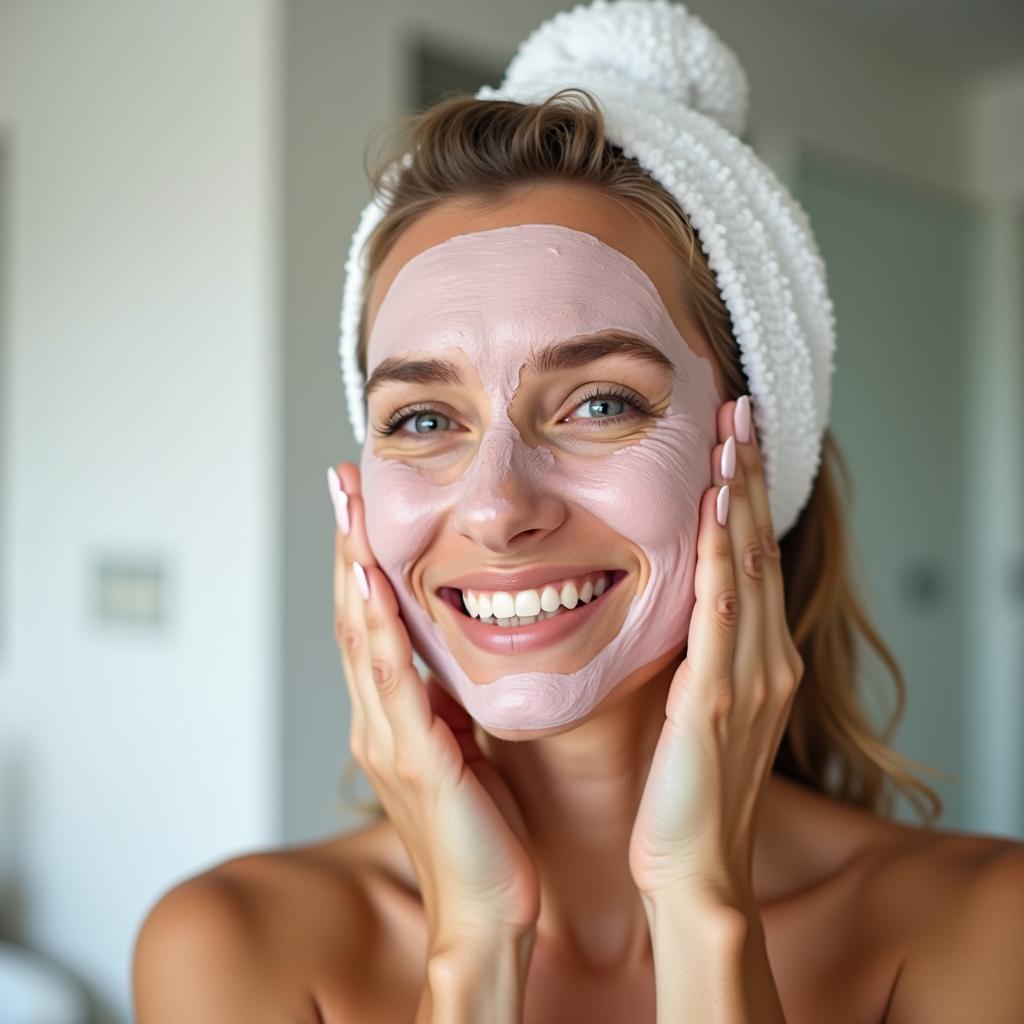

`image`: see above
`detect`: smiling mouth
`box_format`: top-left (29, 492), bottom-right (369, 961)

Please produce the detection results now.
top-left (434, 569), bottom-right (622, 630)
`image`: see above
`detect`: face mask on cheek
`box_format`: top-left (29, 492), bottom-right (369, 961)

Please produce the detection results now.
top-left (360, 224), bottom-right (722, 733)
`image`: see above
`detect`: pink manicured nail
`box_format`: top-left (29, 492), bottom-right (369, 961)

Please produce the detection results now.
top-left (734, 395), bottom-right (751, 444)
top-left (720, 435), bottom-right (736, 480)
top-left (326, 466), bottom-right (350, 535)
top-left (353, 561), bottom-right (370, 602)
top-left (716, 485), bottom-right (730, 527)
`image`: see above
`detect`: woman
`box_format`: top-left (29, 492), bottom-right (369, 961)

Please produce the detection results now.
top-left (133, 4), bottom-right (1024, 1022)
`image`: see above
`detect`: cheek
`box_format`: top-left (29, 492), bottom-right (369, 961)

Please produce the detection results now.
top-left (559, 413), bottom-right (710, 568)
top-left (360, 448), bottom-right (452, 580)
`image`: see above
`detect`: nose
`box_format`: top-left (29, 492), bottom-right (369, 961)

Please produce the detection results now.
top-left (450, 416), bottom-right (566, 553)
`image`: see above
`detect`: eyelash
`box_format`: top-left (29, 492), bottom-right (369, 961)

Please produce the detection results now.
top-left (374, 385), bottom-right (655, 438)
top-left (571, 385), bottom-right (655, 424)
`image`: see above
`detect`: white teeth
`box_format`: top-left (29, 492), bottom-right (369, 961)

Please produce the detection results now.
top-left (458, 571), bottom-right (617, 624)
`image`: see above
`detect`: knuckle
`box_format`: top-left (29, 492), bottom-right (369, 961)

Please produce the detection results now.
top-left (760, 524), bottom-right (780, 561)
top-left (364, 612), bottom-right (386, 634)
top-left (726, 477), bottom-right (747, 502)
top-left (364, 747), bottom-right (388, 778)
top-left (775, 663), bottom-right (800, 696)
top-left (712, 534), bottom-right (732, 560)
top-left (744, 455), bottom-right (765, 486)
top-left (341, 625), bottom-right (361, 654)
top-left (714, 589), bottom-right (739, 630)
top-left (741, 541), bottom-right (764, 580)
top-left (748, 675), bottom-right (769, 709)
top-left (793, 653), bottom-right (806, 681)
top-left (393, 753), bottom-right (420, 785)
top-left (709, 686), bottom-right (735, 723)
top-left (371, 659), bottom-right (400, 699)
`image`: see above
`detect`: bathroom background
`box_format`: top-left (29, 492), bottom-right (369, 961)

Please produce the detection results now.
top-left (0, 0), bottom-right (1022, 1021)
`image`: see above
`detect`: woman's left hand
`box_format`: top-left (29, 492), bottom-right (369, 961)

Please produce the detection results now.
top-left (627, 394), bottom-right (805, 911)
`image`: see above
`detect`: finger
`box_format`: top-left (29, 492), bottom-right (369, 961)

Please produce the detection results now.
top-left (334, 525), bottom-right (367, 743)
top-left (425, 674), bottom-right (484, 764)
top-left (684, 482), bottom-right (738, 690)
top-left (346, 556), bottom-right (395, 760)
top-left (740, 405), bottom-right (799, 689)
top-left (331, 460), bottom-right (395, 757)
top-left (327, 464), bottom-right (351, 538)
top-left (334, 460), bottom-right (362, 502)
top-left (718, 398), bottom-right (766, 702)
top-left (360, 563), bottom-right (437, 766)
top-left (329, 465), bottom-right (367, 744)
top-left (337, 464), bottom-right (378, 571)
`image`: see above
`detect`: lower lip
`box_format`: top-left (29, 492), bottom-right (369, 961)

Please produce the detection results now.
top-left (438, 571), bottom-right (628, 655)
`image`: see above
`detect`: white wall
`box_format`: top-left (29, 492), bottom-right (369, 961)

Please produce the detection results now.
top-left (963, 59), bottom-right (1024, 837)
top-left (0, 2), bottom-right (281, 1022)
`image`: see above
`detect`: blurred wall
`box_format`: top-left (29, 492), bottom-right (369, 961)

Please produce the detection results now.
top-left (0, 2), bottom-right (281, 1022)
top-left (795, 157), bottom-right (976, 826)
top-left (963, 64), bottom-right (1024, 837)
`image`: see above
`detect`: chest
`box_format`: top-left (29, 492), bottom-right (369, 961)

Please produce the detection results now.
top-left (318, 885), bottom-right (902, 1024)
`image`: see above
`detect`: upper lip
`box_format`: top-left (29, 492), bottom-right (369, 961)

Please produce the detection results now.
top-left (439, 564), bottom-right (619, 593)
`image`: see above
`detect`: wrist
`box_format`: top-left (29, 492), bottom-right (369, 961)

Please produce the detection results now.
top-left (642, 887), bottom-right (751, 949)
top-left (423, 929), bottom-right (536, 1024)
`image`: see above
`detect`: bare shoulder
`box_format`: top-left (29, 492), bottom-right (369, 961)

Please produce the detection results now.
top-left (132, 822), bottom-right (389, 1023)
top-left (857, 813), bottom-right (1022, 934)
top-left (873, 825), bottom-right (1024, 1023)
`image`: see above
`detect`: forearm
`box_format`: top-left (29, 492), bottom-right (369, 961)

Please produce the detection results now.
top-left (416, 929), bottom-right (536, 1024)
top-left (643, 891), bottom-right (787, 1024)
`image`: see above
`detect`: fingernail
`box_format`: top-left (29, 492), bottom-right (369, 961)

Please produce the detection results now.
top-left (734, 395), bottom-right (751, 444)
top-left (353, 561), bottom-right (370, 602)
top-left (326, 466), bottom-right (350, 535)
top-left (716, 484), bottom-right (730, 527)
top-left (720, 435), bottom-right (736, 480)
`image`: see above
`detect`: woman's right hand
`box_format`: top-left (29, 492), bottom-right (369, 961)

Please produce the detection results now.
top-left (328, 462), bottom-right (541, 951)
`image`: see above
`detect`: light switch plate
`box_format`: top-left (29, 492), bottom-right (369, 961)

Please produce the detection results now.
top-left (93, 555), bottom-right (168, 627)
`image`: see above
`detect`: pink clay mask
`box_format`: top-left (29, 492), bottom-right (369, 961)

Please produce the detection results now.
top-left (360, 224), bottom-right (722, 732)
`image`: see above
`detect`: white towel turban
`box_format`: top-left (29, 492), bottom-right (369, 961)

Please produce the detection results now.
top-left (338, 0), bottom-right (837, 540)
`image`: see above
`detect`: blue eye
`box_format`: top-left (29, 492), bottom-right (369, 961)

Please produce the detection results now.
top-left (573, 394), bottom-right (629, 419)
top-left (399, 410), bottom-right (453, 434)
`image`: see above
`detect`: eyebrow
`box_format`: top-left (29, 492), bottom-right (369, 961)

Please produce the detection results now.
top-left (363, 329), bottom-right (676, 398)
top-left (531, 331), bottom-right (677, 377)
top-left (364, 352), bottom-right (462, 398)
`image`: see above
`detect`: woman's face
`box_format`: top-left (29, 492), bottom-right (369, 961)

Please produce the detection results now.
top-left (360, 184), bottom-right (726, 736)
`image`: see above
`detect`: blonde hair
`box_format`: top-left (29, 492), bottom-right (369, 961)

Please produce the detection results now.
top-left (338, 88), bottom-right (950, 826)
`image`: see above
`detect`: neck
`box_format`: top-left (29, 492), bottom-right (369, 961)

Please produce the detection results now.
top-left (473, 660), bottom-right (811, 974)
top-left (476, 661), bottom-right (673, 973)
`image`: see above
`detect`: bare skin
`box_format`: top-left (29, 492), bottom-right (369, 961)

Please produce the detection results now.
top-left (138, 789), bottom-right (1017, 1023)
top-left (132, 183), bottom-right (1024, 1023)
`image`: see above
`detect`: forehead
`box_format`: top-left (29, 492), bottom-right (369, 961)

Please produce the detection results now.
top-left (364, 184), bottom-right (714, 361)
top-left (367, 186), bottom-right (665, 322)
top-left (367, 222), bottom-right (688, 371)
